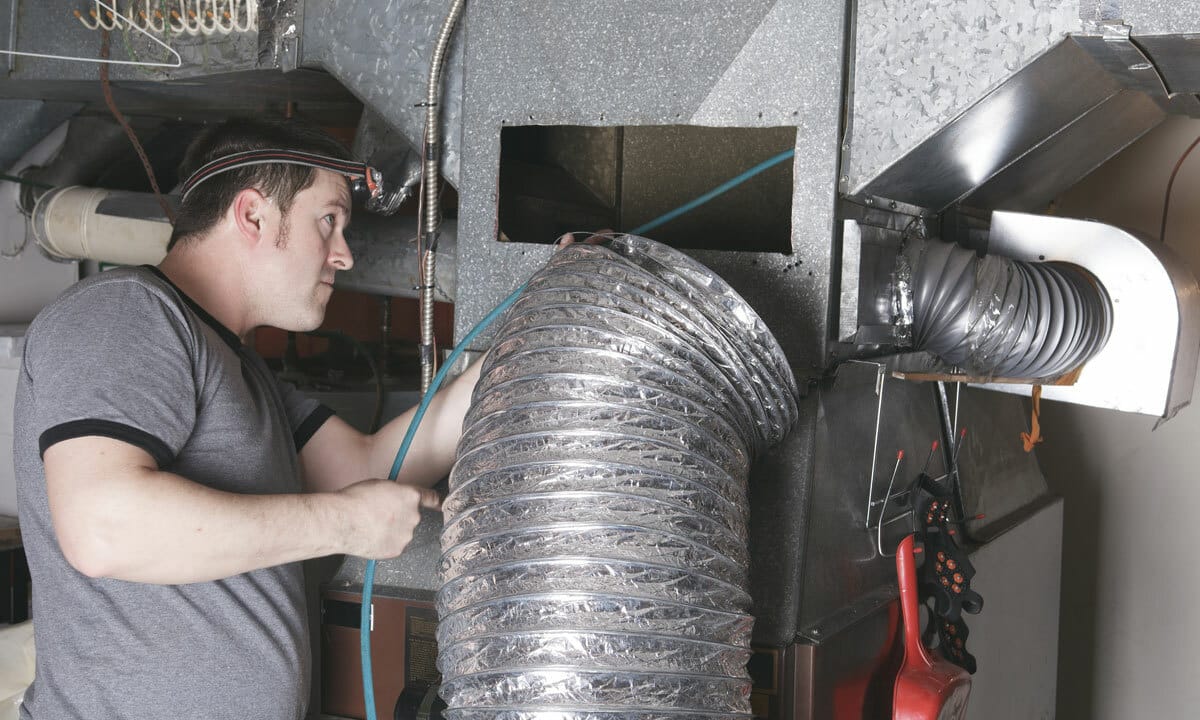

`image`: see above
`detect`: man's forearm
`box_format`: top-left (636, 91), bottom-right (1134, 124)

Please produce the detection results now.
top-left (365, 356), bottom-right (483, 486)
top-left (56, 463), bottom-right (353, 584)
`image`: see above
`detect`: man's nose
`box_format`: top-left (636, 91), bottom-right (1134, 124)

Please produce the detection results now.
top-left (330, 232), bottom-right (354, 271)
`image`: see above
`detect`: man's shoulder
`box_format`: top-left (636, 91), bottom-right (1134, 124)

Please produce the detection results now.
top-left (34, 267), bottom-right (182, 323)
top-left (26, 267), bottom-right (193, 352)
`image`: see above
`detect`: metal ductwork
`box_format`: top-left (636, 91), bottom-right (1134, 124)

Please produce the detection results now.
top-left (839, 207), bottom-right (1200, 418)
top-left (437, 236), bottom-right (798, 718)
top-left (974, 212), bottom-right (1200, 418)
top-left (901, 237), bottom-right (1113, 380)
top-left (844, 1), bottom-right (1200, 213)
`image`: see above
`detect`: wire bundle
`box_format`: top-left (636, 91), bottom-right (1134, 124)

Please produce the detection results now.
top-left (906, 239), bottom-right (1112, 379)
top-left (436, 235), bottom-right (797, 720)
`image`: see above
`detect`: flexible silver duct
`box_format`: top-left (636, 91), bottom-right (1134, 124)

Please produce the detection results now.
top-left (437, 236), bottom-right (798, 719)
top-left (899, 238), bottom-right (1113, 379)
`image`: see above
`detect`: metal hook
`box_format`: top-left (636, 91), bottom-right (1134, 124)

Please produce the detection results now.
top-left (874, 450), bottom-right (907, 558)
top-left (2, 1), bottom-right (182, 68)
top-left (846, 359), bottom-right (887, 528)
top-left (952, 381), bottom-right (962, 436)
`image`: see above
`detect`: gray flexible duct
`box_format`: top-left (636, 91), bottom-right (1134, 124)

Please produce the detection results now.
top-left (902, 238), bottom-right (1113, 379)
top-left (437, 236), bottom-right (798, 720)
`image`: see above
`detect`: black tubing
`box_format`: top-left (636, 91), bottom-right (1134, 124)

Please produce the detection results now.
top-left (904, 239), bottom-right (1112, 379)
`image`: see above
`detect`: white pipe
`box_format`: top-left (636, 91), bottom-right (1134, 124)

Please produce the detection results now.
top-left (31, 186), bottom-right (171, 266)
top-left (1, 121), bottom-right (69, 258)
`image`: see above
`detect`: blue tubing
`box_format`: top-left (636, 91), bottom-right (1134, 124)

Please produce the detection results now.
top-left (630, 149), bottom-right (794, 236)
top-left (360, 281), bottom-right (528, 720)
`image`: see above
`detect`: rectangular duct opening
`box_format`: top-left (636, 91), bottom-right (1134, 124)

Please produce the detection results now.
top-left (498, 125), bottom-right (795, 252)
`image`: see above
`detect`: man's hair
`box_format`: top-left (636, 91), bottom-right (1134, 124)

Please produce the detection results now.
top-left (168, 118), bottom-right (352, 250)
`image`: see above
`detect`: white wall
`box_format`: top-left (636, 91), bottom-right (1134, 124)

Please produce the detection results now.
top-left (1041, 115), bottom-right (1200, 719)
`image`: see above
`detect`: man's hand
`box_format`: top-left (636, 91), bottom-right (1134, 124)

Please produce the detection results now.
top-left (335, 479), bottom-right (441, 559)
top-left (556, 230), bottom-right (614, 247)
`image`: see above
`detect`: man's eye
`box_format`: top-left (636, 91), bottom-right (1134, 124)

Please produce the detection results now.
top-left (323, 214), bottom-right (336, 226)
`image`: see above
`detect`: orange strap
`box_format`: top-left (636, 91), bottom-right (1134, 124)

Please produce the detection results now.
top-left (1021, 385), bottom-right (1044, 452)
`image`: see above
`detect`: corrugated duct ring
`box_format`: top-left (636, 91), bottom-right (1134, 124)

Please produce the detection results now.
top-left (437, 235), bottom-right (799, 720)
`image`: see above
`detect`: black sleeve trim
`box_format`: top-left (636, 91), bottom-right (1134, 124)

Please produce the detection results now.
top-left (293, 404), bottom-right (336, 451)
top-left (39, 419), bottom-right (175, 468)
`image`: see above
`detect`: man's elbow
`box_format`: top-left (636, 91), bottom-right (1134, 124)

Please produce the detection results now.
top-left (57, 520), bottom-right (123, 579)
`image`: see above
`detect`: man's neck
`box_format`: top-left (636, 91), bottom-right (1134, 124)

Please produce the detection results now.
top-left (158, 243), bottom-right (253, 340)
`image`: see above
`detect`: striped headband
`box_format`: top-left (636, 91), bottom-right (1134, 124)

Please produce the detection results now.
top-left (180, 149), bottom-right (380, 204)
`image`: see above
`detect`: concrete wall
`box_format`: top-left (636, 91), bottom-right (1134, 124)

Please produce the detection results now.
top-left (1042, 115), bottom-right (1200, 719)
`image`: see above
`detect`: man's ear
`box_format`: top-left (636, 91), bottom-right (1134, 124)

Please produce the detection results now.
top-left (230, 187), bottom-right (273, 247)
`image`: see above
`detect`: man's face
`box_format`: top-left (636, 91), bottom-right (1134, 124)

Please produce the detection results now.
top-left (260, 169), bottom-right (354, 331)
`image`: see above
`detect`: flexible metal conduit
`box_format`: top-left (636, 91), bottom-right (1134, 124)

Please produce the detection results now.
top-left (437, 236), bottom-right (798, 720)
top-left (418, 0), bottom-right (467, 393)
top-left (902, 238), bottom-right (1113, 379)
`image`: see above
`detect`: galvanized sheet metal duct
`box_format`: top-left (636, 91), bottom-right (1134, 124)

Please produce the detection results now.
top-left (437, 236), bottom-right (798, 719)
top-left (902, 238), bottom-right (1113, 379)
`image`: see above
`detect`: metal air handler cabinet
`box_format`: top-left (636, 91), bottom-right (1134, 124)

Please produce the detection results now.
top-left (294, 0), bottom-right (1200, 717)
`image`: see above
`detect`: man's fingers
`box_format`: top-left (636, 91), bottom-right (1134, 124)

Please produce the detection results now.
top-left (415, 486), bottom-right (443, 511)
top-left (557, 230), bottom-right (615, 248)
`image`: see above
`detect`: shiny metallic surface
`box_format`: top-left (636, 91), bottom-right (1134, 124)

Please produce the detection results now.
top-left (454, 0), bottom-right (846, 373)
top-left (1135, 33), bottom-right (1200, 95)
top-left (838, 220), bottom-right (862, 342)
top-left (962, 88), bottom-right (1164, 211)
top-left (785, 364), bottom-right (1049, 640)
top-left (439, 238), bottom-right (798, 716)
top-left (846, 0), bottom-right (1080, 196)
top-left (978, 211), bottom-right (1200, 418)
top-left (1121, 0), bottom-right (1200, 35)
top-left (301, 0), bottom-right (466, 186)
top-left (334, 215), bottom-right (455, 300)
top-left (351, 107), bottom-right (422, 212)
top-left (851, 37), bottom-right (1163, 211)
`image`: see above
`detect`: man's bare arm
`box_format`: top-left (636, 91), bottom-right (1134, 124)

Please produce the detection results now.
top-left (300, 357), bottom-right (483, 493)
top-left (44, 436), bottom-right (438, 584)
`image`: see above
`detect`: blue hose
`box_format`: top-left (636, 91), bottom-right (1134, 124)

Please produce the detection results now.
top-left (360, 145), bottom-right (790, 710)
top-left (630, 149), bottom-right (794, 236)
top-left (360, 281), bottom-right (528, 720)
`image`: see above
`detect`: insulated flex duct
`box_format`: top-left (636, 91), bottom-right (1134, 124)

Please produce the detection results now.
top-left (437, 236), bottom-right (798, 719)
top-left (900, 238), bottom-right (1113, 380)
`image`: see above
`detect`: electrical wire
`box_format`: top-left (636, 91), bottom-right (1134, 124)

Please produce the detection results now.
top-left (360, 280), bottom-right (527, 720)
top-left (0, 170), bottom-right (53, 257)
top-left (1159, 133), bottom-right (1200, 246)
top-left (630, 149), bottom-right (795, 235)
top-left (0, 173), bottom-right (53, 189)
top-left (99, 30), bottom-right (177, 224)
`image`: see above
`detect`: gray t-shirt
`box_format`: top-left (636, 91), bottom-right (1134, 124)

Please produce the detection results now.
top-left (13, 266), bottom-right (333, 720)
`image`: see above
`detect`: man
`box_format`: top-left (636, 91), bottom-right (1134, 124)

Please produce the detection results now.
top-left (13, 118), bottom-right (479, 719)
